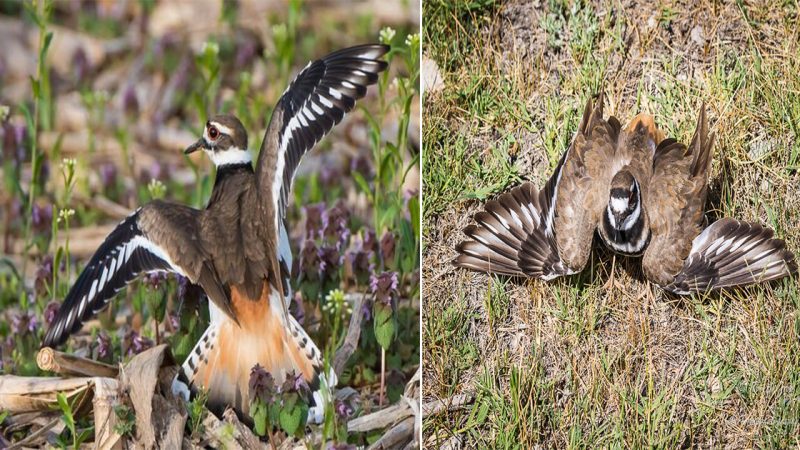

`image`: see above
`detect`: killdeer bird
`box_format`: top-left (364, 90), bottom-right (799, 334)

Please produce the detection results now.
top-left (42, 44), bottom-right (389, 416)
top-left (454, 94), bottom-right (796, 293)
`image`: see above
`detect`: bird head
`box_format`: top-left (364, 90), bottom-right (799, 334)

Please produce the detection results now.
top-left (185, 114), bottom-right (251, 167)
top-left (606, 170), bottom-right (641, 231)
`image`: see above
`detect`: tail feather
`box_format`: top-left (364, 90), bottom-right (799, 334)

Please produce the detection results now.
top-left (687, 103), bottom-right (716, 180)
top-left (453, 182), bottom-right (572, 279)
top-left (173, 285), bottom-right (321, 417)
top-left (666, 218), bottom-right (797, 293)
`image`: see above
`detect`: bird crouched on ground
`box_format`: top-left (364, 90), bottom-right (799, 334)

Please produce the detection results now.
top-left (454, 93), bottom-right (796, 293)
top-left (42, 44), bottom-right (390, 419)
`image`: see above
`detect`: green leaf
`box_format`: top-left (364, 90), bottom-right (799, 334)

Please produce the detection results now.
top-left (408, 196), bottom-right (420, 240)
top-left (279, 402), bottom-right (307, 436)
top-left (40, 32), bottom-right (54, 61)
top-left (250, 401), bottom-right (268, 437)
top-left (352, 171), bottom-right (373, 200)
top-left (56, 393), bottom-right (75, 432)
top-left (373, 303), bottom-right (396, 350)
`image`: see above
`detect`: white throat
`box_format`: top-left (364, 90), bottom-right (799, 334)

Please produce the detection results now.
top-left (206, 147), bottom-right (252, 167)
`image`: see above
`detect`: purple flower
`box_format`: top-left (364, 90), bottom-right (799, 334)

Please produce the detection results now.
top-left (303, 203), bottom-right (325, 239)
top-left (143, 272), bottom-right (167, 290)
top-left (167, 311), bottom-right (180, 330)
top-left (96, 332), bottom-right (111, 359)
top-left (323, 202), bottom-right (350, 248)
top-left (11, 311), bottom-right (37, 335)
top-left (176, 274), bottom-right (189, 302)
top-left (362, 229), bottom-right (378, 254)
top-left (124, 330), bottom-right (153, 356)
top-left (281, 370), bottom-right (310, 397)
top-left (248, 363), bottom-right (276, 404)
top-left (31, 203), bottom-right (53, 230)
top-left (334, 398), bottom-right (354, 419)
top-left (99, 163), bottom-right (117, 189)
top-left (43, 301), bottom-right (60, 327)
top-left (370, 271), bottom-right (398, 306)
top-left (348, 248), bottom-right (372, 285)
top-left (361, 299), bottom-right (372, 321)
top-left (10, 313), bottom-right (26, 335)
top-left (27, 314), bottom-right (39, 333)
top-left (35, 255), bottom-right (55, 293)
top-left (380, 231), bottom-right (396, 265)
top-left (319, 245), bottom-right (342, 281)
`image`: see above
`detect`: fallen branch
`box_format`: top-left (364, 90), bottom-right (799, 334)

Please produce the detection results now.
top-left (367, 416), bottom-right (415, 450)
top-left (37, 347), bottom-right (119, 378)
top-left (348, 402), bottom-right (412, 434)
top-left (0, 375), bottom-right (95, 413)
top-left (333, 293), bottom-right (368, 376)
top-left (421, 394), bottom-right (474, 417)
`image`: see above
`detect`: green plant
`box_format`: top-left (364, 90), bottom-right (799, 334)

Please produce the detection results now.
top-left (56, 393), bottom-right (93, 449)
top-left (112, 404), bottom-right (135, 437)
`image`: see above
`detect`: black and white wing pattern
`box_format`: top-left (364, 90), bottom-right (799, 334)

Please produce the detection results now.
top-left (256, 44), bottom-right (390, 223)
top-left (43, 201), bottom-right (230, 348)
top-left (662, 218), bottom-right (797, 294)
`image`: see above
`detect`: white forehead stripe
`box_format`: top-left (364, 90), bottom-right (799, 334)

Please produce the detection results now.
top-left (208, 122), bottom-right (234, 136)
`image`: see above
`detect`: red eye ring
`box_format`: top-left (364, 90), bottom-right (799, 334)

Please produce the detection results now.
top-left (208, 126), bottom-right (219, 140)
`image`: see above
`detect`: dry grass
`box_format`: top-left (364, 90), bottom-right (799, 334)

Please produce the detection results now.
top-left (422, 0), bottom-right (800, 447)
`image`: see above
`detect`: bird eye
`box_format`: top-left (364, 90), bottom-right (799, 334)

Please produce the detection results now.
top-left (208, 126), bottom-right (219, 140)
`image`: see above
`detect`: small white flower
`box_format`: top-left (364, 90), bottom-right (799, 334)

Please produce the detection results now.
top-left (201, 41), bottom-right (219, 55)
top-left (57, 208), bottom-right (75, 223)
top-left (380, 27), bottom-right (396, 45)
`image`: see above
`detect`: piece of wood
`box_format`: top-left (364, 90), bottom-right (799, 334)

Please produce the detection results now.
top-left (421, 394), bottom-right (474, 417)
top-left (222, 407), bottom-right (267, 450)
top-left (37, 347), bottom-right (119, 378)
top-left (0, 375), bottom-right (95, 412)
top-left (367, 416), bottom-right (414, 450)
top-left (119, 344), bottom-right (174, 449)
top-left (348, 403), bottom-right (412, 434)
top-left (333, 293), bottom-right (368, 376)
top-left (93, 377), bottom-right (123, 450)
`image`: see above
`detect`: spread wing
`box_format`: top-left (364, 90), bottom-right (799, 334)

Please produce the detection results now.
top-left (553, 93), bottom-right (622, 271)
top-left (253, 44), bottom-right (388, 314)
top-left (43, 201), bottom-right (232, 348)
top-left (642, 107), bottom-right (713, 287)
top-left (256, 44), bottom-right (389, 224)
top-left (644, 106), bottom-right (796, 293)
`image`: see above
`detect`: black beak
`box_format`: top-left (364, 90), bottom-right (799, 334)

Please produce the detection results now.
top-left (184, 139), bottom-right (206, 155)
